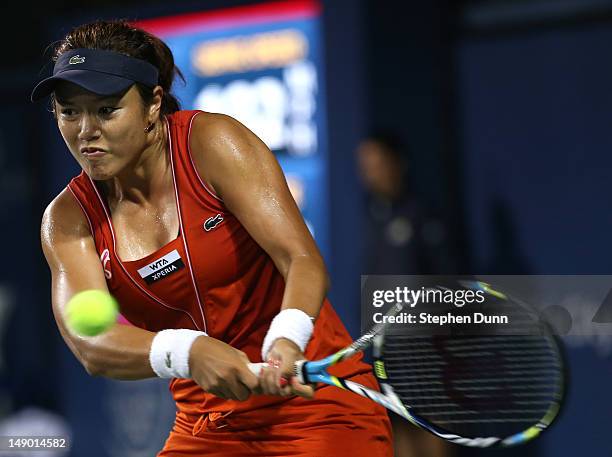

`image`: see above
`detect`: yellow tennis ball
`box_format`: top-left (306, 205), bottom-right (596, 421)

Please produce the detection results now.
top-left (66, 290), bottom-right (119, 336)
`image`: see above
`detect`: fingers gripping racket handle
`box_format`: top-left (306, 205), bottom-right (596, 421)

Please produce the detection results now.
top-left (248, 362), bottom-right (305, 387)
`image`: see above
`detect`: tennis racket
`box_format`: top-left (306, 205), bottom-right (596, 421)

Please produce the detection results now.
top-left (249, 281), bottom-right (565, 448)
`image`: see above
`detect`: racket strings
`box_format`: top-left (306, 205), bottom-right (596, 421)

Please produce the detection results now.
top-left (381, 334), bottom-right (563, 436)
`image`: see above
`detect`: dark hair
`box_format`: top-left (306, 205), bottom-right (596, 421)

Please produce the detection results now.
top-left (52, 19), bottom-right (184, 115)
top-left (365, 130), bottom-right (408, 161)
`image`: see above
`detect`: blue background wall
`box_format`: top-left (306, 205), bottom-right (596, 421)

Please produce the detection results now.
top-left (458, 21), bottom-right (612, 455)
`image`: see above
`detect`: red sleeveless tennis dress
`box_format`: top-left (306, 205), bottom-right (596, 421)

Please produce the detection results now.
top-left (67, 110), bottom-right (392, 456)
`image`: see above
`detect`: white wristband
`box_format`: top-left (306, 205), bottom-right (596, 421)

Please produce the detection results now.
top-left (149, 329), bottom-right (207, 379)
top-left (261, 308), bottom-right (314, 360)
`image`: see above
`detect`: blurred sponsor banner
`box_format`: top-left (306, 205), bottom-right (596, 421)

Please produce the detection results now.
top-left (137, 0), bottom-right (330, 259)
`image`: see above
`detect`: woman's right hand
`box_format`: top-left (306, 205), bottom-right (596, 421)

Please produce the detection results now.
top-left (188, 336), bottom-right (260, 401)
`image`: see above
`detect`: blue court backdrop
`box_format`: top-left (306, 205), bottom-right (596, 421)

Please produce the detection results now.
top-left (458, 21), bottom-right (612, 456)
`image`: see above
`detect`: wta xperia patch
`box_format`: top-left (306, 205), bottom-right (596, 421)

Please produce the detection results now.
top-left (137, 249), bottom-right (185, 284)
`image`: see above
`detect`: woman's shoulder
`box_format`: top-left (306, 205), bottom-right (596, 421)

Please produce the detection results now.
top-left (186, 111), bottom-right (268, 197)
top-left (188, 111), bottom-right (256, 151)
top-left (41, 187), bottom-right (91, 247)
top-left (167, 109), bottom-right (232, 125)
top-left (172, 109), bottom-right (239, 130)
top-left (166, 110), bottom-right (244, 138)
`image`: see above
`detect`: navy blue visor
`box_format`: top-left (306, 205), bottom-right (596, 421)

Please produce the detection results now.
top-left (31, 48), bottom-right (159, 102)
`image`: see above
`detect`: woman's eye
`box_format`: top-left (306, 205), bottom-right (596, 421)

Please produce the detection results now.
top-left (60, 108), bottom-right (76, 116)
top-left (100, 107), bottom-right (117, 115)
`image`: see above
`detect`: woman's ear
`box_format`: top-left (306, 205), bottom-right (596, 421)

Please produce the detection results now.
top-left (148, 85), bottom-right (164, 123)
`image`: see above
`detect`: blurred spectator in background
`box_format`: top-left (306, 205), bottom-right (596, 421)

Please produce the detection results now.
top-left (356, 131), bottom-right (455, 457)
top-left (356, 131), bottom-right (451, 276)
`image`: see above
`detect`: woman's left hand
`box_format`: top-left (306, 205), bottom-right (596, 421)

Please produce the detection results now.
top-left (259, 338), bottom-right (315, 399)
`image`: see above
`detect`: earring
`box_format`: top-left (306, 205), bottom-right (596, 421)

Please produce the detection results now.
top-left (145, 122), bottom-right (154, 133)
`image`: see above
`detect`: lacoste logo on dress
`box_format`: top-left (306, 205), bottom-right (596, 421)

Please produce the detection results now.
top-left (204, 214), bottom-right (224, 232)
top-left (69, 55), bottom-right (86, 64)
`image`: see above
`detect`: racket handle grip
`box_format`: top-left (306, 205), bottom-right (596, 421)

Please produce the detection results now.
top-left (248, 362), bottom-right (289, 387)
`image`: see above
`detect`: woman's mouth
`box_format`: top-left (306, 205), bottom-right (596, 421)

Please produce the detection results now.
top-left (81, 147), bottom-right (106, 158)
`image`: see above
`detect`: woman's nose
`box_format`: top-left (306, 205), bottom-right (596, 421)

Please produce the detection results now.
top-left (77, 115), bottom-right (101, 141)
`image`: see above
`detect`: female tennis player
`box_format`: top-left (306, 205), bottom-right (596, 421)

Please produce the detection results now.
top-left (34, 20), bottom-right (392, 456)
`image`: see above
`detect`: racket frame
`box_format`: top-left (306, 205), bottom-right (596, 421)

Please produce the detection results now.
top-left (293, 285), bottom-right (565, 448)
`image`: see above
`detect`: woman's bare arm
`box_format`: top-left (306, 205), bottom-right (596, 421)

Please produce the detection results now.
top-left (41, 188), bottom-right (157, 379)
top-left (190, 113), bottom-right (329, 397)
top-left (190, 113), bottom-right (330, 320)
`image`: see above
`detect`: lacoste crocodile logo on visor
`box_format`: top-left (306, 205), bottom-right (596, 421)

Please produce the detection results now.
top-left (69, 55), bottom-right (86, 65)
